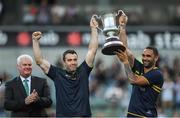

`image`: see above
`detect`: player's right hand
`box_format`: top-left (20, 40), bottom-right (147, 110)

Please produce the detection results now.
top-left (114, 49), bottom-right (129, 64)
top-left (32, 31), bottom-right (42, 41)
top-left (90, 15), bottom-right (99, 29)
top-left (119, 13), bottom-right (128, 27)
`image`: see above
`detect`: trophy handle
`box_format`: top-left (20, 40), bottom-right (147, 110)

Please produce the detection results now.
top-left (116, 10), bottom-right (125, 16)
top-left (116, 10), bottom-right (124, 22)
top-left (116, 10), bottom-right (123, 29)
top-left (92, 14), bottom-right (103, 32)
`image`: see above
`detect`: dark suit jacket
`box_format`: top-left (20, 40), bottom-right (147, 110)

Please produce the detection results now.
top-left (4, 76), bottom-right (52, 117)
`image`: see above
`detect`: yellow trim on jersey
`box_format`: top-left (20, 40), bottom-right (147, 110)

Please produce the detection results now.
top-left (128, 77), bottom-right (133, 81)
top-left (153, 67), bottom-right (158, 69)
top-left (135, 70), bottom-right (140, 74)
top-left (152, 85), bottom-right (161, 93)
top-left (143, 77), bottom-right (150, 85)
top-left (152, 86), bottom-right (161, 93)
top-left (152, 85), bottom-right (161, 91)
top-left (127, 112), bottom-right (147, 118)
top-left (133, 74), bottom-right (150, 85)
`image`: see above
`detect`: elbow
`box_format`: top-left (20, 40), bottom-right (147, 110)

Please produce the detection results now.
top-left (35, 59), bottom-right (42, 65)
top-left (89, 47), bottom-right (98, 54)
top-left (46, 99), bottom-right (53, 108)
top-left (4, 102), bottom-right (8, 110)
top-left (44, 97), bottom-right (53, 108)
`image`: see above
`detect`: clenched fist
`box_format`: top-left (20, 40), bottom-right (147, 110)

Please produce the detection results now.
top-left (32, 31), bottom-right (42, 41)
top-left (119, 13), bottom-right (128, 27)
top-left (114, 49), bottom-right (129, 64)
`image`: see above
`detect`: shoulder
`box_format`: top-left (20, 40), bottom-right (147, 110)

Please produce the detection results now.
top-left (49, 64), bottom-right (64, 73)
top-left (151, 68), bottom-right (163, 77)
top-left (77, 61), bottom-right (93, 75)
top-left (6, 77), bottom-right (18, 83)
top-left (5, 77), bottom-right (19, 86)
top-left (147, 68), bottom-right (164, 85)
top-left (154, 69), bottom-right (164, 81)
top-left (79, 61), bottom-right (93, 71)
top-left (81, 61), bottom-right (93, 68)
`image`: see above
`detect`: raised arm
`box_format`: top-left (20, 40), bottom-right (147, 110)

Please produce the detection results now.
top-left (85, 16), bottom-right (99, 67)
top-left (118, 12), bottom-right (134, 68)
top-left (32, 31), bottom-right (50, 74)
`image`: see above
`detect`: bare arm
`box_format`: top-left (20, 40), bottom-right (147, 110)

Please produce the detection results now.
top-left (32, 31), bottom-right (50, 74)
top-left (115, 50), bottom-right (149, 86)
top-left (118, 12), bottom-right (134, 68)
top-left (85, 16), bottom-right (99, 67)
top-left (124, 63), bottom-right (150, 85)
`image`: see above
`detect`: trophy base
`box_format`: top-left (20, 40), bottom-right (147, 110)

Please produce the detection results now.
top-left (101, 37), bottom-right (126, 55)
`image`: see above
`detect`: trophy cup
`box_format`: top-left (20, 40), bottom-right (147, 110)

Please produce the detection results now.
top-left (94, 10), bottom-right (126, 55)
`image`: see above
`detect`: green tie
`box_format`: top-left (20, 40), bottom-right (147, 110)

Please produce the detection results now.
top-left (23, 79), bottom-right (29, 96)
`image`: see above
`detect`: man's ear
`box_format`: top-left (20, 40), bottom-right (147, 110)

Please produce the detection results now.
top-left (17, 64), bottom-right (20, 70)
top-left (155, 56), bottom-right (159, 62)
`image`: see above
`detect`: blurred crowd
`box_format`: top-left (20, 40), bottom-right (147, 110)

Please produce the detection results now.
top-left (0, 0), bottom-right (180, 25)
top-left (0, 72), bottom-right (11, 117)
top-left (1, 55), bottom-right (180, 117)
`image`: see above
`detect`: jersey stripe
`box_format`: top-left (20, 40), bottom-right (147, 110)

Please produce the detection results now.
top-left (128, 112), bottom-right (147, 118)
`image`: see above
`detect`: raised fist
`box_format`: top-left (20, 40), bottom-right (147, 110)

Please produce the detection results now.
top-left (32, 31), bottom-right (42, 41)
top-left (119, 13), bottom-right (128, 27)
top-left (90, 15), bottom-right (99, 29)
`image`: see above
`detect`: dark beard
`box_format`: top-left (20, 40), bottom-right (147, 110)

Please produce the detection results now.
top-left (143, 61), bottom-right (155, 69)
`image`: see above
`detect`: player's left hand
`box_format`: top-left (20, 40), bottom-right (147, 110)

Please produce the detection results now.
top-left (119, 12), bottom-right (128, 27)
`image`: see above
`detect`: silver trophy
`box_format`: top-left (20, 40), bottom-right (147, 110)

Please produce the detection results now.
top-left (94, 10), bottom-right (126, 55)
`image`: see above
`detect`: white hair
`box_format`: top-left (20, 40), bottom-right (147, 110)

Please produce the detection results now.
top-left (17, 54), bottom-right (33, 65)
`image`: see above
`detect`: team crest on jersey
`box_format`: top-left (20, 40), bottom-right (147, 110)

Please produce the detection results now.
top-left (146, 110), bottom-right (152, 115)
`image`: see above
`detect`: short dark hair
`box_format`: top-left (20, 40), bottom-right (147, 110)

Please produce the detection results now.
top-left (63, 49), bottom-right (77, 61)
top-left (145, 46), bottom-right (159, 57)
